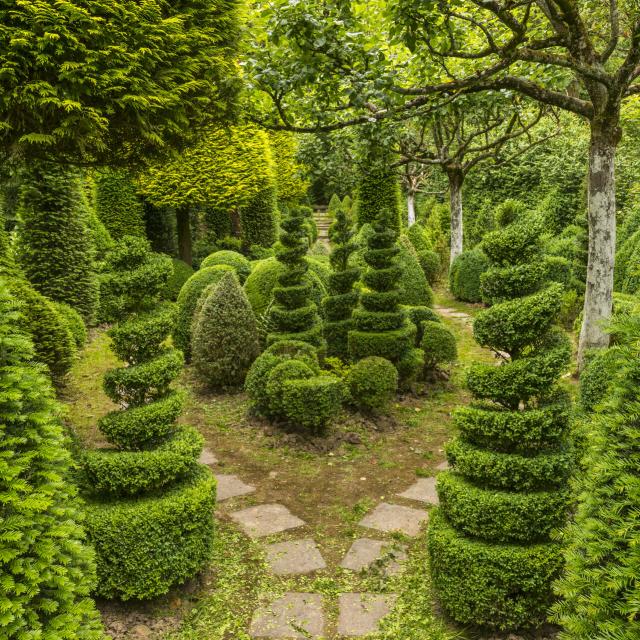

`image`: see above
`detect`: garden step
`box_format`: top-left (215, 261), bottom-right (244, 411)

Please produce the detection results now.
top-left (214, 474), bottom-right (256, 501)
top-left (337, 593), bottom-right (397, 637)
top-left (265, 538), bottom-right (327, 576)
top-left (340, 538), bottom-right (407, 577)
top-left (397, 477), bottom-right (439, 505)
top-left (250, 593), bottom-right (324, 638)
top-left (230, 503), bottom-right (305, 539)
top-left (358, 502), bottom-right (428, 537)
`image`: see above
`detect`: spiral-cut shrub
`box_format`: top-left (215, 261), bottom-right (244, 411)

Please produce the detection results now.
top-left (0, 283), bottom-right (104, 639)
top-left (429, 213), bottom-right (573, 631)
top-left (348, 223), bottom-right (422, 386)
top-left (322, 199), bottom-right (359, 358)
top-left (267, 206), bottom-right (324, 349)
top-left (83, 277), bottom-right (214, 600)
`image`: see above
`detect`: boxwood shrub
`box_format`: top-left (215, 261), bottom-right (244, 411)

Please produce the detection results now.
top-left (200, 250), bottom-right (251, 282)
top-left (346, 356), bottom-right (398, 413)
top-left (449, 248), bottom-right (490, 303)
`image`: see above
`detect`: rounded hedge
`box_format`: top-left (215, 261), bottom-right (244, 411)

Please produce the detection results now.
top-left (163, 258), bottom-right (194, 302)
top-left (281, 375), bottom-right (344, 432)
top-left (346, 356), bottom-right (398, 412)
top-left (200, 250), bottom-right (251, 282)
top-left (265, 359), bottom-right (315, 416)
top-left (420, 321), bottom-right (457, 370)
top-left (449, 249), bottom-right (490, 303)
top-left (418, 249), bottom-right (441, 284)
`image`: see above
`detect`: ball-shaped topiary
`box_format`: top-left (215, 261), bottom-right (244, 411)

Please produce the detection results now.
top-left (429, 214), bottom-right (573, 631)
top-left (192, 272), bottom-right (260, 387)
top-left (346, 356), bottom-right (398, 412)
top-left (200, 250), bottom-right (251, 282)
top-left (95, 168), bottom-right (146, 238)
top-left (449, 248), bottom-right (491, 303)
top-left (0, 283), bottom-right (104, 639)
top-left (420, 320), bottom-right (457, 371)
top-left (163, 258), bottom-right (194, 302)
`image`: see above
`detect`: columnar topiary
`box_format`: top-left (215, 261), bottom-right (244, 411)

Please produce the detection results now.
top-left (95, 168), bottom-right (146, 238)
top-left (192, 271), bottom-right (260, 387)
top-left (429, 215), bottom-right (573, 630)
top-left (16, 162), bottom-right (98, 322)
top-left (267, 206), bottom-right (324, 349)
top-left (348, 223), bottom-right (422, 386)
top-left (0, 282), bottom-right (104, 639)
top-left (82, 279), bottom-right (215, 599)
top-left (552, 317), bottom-right (640, 639)
top-left (323, 201), bottom-right (359, 358)
top-left (355, 165), bottom-right (402, 232)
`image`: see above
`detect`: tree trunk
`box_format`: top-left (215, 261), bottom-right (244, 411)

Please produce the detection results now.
top-left (447, 167), bottom-right (464, 268)
top-left (176, 206), bottom-right (192, 266)
top-left (230, 207), bottom-right (242, 237)
top-left (407, 192), bottom-right (416, 227)
top-left (577, 125), bottom-right (619, 370)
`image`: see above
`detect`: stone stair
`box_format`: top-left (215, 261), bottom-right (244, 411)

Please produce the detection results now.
top-left (313, 207), bottom-right (331, 247)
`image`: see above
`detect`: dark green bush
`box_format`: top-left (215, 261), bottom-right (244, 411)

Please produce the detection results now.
top-left (346, 356), bottom-right (398, 412)
top-left (200, 250), bottom-right (251, 282)
top-left (241, 185), bottom-right (278, 250)
top-left (420, 321), bottom-right (457, 370)
top-left (418, 249), bottom-right (441, 284)
top-left (482, 215), bottom-right (543, 266)
top-left (402, 305), bottom-right (440, 345)
top-left (398, 235), bottom-right (434, 306)
top-left (579, 347), bottom-right (618, 413)
top-left (449, 248), bottom-right (490, 303)
top-left (53, 301), bottom-right (88, 349)
top-left (543, 255), bottom-right (572, 288)
top-left (192, 271), bottom-right (260, 387)
top-left (265, 359), bottom-right (315, 415)
top-left (355, 164), bottom-right (402, 231)
top-left (95, 167), bottom-right (146, 238)
top-left (281, 375), bottom-right (344, 431)
top-left (480, 262), bottom-right (546, 306)
top-left (163, 259), bottom-right (193, 302)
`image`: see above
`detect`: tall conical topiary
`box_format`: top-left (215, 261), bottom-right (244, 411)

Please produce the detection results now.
top-left (82, 257), bottom-right (215, 600)
top-left (267, 205), bottom-right (324, 349)
top-left (327, 193), bottom-right (342, 218)
top-left (323, 201), bottom-right (359, 358)
top-left (16, 162), bottom-right (98, 322)
top-left (552, 316), bottom-right (640, 639)
top-left (428, 214), bottom-right (573, 630)
top-left (0, 281), bottom-right (104, 639)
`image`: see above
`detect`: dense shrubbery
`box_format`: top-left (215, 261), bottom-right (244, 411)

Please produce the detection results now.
top-left (95, 168), bottom-right (146, 238)
top-left (241, 185), bottom-right (279, 249)
top-left (53, 301), bottom-right (88, 349)
top-left (449, 248), bottom-right (490, 303)
top-left (346, 356), bottom-right (398, 412)
top-left (200, 249), bottom-right (251, 282)
top-left (421, 321), bottom-right (457, 371)
top-left (406, 223), bottom-right (441, 284)
top-left (429, 212), bottom-right (572, 630)
top-left (0, 283), bottom-right (104, 638)
top-left (163, 258), bottom-right (193, 302)
top-left (192, 272), bottom-right (260, 387)
top-left (578, 348), bottom-right (619, 413)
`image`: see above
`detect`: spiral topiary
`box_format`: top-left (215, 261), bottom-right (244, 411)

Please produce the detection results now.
top-left (428, 213), bottom-right (573, 631)
top-left (323, 200), bottom-right (359, 358)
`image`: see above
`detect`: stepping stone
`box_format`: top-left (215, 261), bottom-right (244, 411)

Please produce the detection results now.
top-left (397, 477), bottom-right (439, 505)
top-left (215, 474), bottom-right (255, 501)
top-left (337, 593), bottom-right (397, 636)
top-left (340, 539), bottom-right (407, 577)
top-left (435, 460), bottom-right (449, 471)
top-left (198, 448), bottom-right (218, 465)
top-left (250, 593), bottom-right (324, 638)
top-left (265, 539), bottom-right (326, 576)
top-left (450, 311), bottom-right (470, 319)
top-left (230, 504), bottom-right (305, 539)
top-left (358, 503), bottom-right (428, 537)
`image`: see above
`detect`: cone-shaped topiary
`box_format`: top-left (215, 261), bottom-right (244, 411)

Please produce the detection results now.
top-left (82, 273), bottom-right (215, 599)
top-left (95, 168), bottom-right (146, 238)
top-left (16, 162), bottom-right (98, 322)
top-left (192, 271), bottom-right (260, 387)
top-left (348, 222), bottom-right (422, 386)
top-left (429, 213), bottom-right (573, 631)
top-left (323, 200), bottom-right (359, 358)
top-left (327, 193), bottom-right (342, 218)
top-left (0, 281), bottom-right (104, 639)
top-left (552, 316), bottom-right (640, 639)
top-left (267, 206), bottom-right (324, 349)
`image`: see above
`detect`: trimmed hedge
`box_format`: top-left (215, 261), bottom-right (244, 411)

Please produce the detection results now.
top-left (398, 235), bottom-right (434, 306)
top-left (241, 184), bottom-right (278, 249)
top-left (200, 250), bottom-right (251, 282)
top-left (402, 305), bottom-right (440, 345)
top-left (346, 356), bottom-right (398, 412)
top-left (355, 164), bottom-right (402, 232)
top-left (449, 248), bottom-right (490, 303)
top-left (95, 167), bottom-right (146, 238)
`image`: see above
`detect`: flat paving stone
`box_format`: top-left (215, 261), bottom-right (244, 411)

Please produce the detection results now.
top-left (358, 502), bottom-right (428, 537)
top-left (337, 593), bottom-right (397, 636)
top-left (340, 538), bottom-right (407, 577)
top-left (265, 539), bottom-right (326, 576)
top-left (449, 311), bottom-right (470, 319)
top-left (230, 504), bottom-right (305, 539)
top-left (198, 448), bottom-right (218, 465)
top-left (250, 593), bottom-right (324, 638)
top-left (435, 460), bottom-right (450, 471)
top-left (397, 477), bottom-right (439, 505)
top-left (215, 474), bottom-right (256, 501)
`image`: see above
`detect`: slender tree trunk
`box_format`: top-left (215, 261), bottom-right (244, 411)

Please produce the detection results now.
top-left (407, 191), bottom-right (416, 226)
top-left (176, 206), bottom-right (192, 266)
top-left (447, 166), bottom-right (464, 268)
top-left (577, 124), bottom-right (619, 370)
top-left (230, 207), bottom-right (242, 237)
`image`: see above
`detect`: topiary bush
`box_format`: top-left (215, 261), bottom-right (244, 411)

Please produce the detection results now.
top-left (402, 305), bottom-right (441, 346)
top-left (398, 235), bottom-right (434, 306)
top-left (420, 321), bottom-right (457, 371)
top-left (240, 185), bottom-right (279, 251)
top-left (173, 264), bottom-right (234, 360)
top-left (95, 168), bottom-right (146, 238)
top-left (449, 248), bottom-right (490, 303)
top-left (355, 164), bottom-right (402, 232)
top-left (200, 250), bottom-right (251, 282)
top-left (16, 162), bottom-right (98, 322)
top-left (53, 301), bottom-right (88, 349)
top-left (0, 282), bottom-right (104, 639)
top-left (163, 258), bottom-right (194, 302)
top-left (429, 214), bottom-right (573, 631)
top-left (82, 274), bottom-right (215, 600)
top-left (346, 356), bottom-right (398, 412)
top-left (327, 193), bottom-right (342, 218)
top-left (323, 199), bottom-right (359, 358)
top-left (418, 249), bottom-right (441, 285)
top-left (192, 271), bottom-right (260, 387)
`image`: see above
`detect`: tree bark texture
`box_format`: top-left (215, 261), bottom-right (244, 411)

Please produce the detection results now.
top-left (447, 167), bottom-right (464, 268)
top-left (407, 192), bottom-right (416, 227)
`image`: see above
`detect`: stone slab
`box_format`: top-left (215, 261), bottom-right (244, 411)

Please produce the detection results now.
top-left (198, 448), bottom-right (218, 465)
top-left (435, 460), bottom-right (450, 471)
top-left (250, 593), bottom-right (324, 638)
top-left (215, 474), bottom-right (256, 501)
top-left (265, 539), bottom-right (326, 576)
top-left (337, 593), bottom-right (397, 636)
top-left (230, 504), bottom-right (305, 539)
top-left (397, 477), bottom-right (439, 505)
top-left (449, 311), bottom-right (470, 319)
top-left (358, 503), bottom-right (428, 537)
top-left (340, 539), bottom-right (407, 577)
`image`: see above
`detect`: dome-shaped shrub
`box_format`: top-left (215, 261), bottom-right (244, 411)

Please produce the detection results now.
top-left (163, 258), bottom-right (194, 301)
top-left (449, 248), bottom-right (490, 303)
top-left (402, 305), bottom-right (441, 346)
top-left (346, 356), bottom-right (398, 412)
top-left (200, 250), bottom-right (251, 282)
top-left (421, 320), bottom-right (457, 370)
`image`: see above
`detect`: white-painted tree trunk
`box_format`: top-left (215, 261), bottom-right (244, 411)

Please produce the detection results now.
top-left (407, 192), bottom-right (416, 227)
top-left (448, 168), bottom-right (464, 268)
top-left (577, 129), bottom-right (618, 370)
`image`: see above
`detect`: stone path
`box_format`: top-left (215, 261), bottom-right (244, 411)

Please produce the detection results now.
top-left (337, 593), bottom-right (398, 636)
top-left (434, 305), bottom-right (473, 324)
top-left (265, 539), bottom-right (326, 576)
top-left (313, 208), bottom-right (331, 248)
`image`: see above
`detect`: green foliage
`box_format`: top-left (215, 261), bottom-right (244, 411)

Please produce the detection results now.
top-left (16, 162), bottom-right (98, 322)
top-left (346, 356), bottom-right (398, 412)
top-left (356, 164), bottom-right (402, 232)
top-left (268, 130), bottom-right (309, 204)
top-left (420, 321), bottom-right (457, 370)
top-left (201, 250), bottom-right (251, 282)
top-left (398, 235), bottom-right (434, 306)
top-left (280, 375), bottom-right (344, 432)
top-left (327, 193), bottom-right (342, 218)
top-left (402, 305), bottom-right (441, 346)
top-left (0, 282), bottom-right (104, 638)
top-left (241, 185), bottom-right (279, 249)
top-left (163, 259), bottom-right (194, 302)
top-left (552, 317), bottom-right (640, 639)
top-left (449, 248), bottom-right (490, 303)
top-left (95, 169), bottom-right (146, 238)
top-left (579, 348), bottom-right (619, 413)
top-left (174, 265), bottom-right (235, 360)
top-left (429, 212), bottom-right (572, 631)
top-left (192, 272), bottom-right (260, 387)
top-left (418, 249), bottom-right (441, 284)
top-left (53, 301), bottom-right (88, 349)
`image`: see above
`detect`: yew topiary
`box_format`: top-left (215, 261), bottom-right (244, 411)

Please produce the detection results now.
top-left (200, 250), bottom-right (251, 282)
top-left (95, 168), bottom-right (146, 238)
